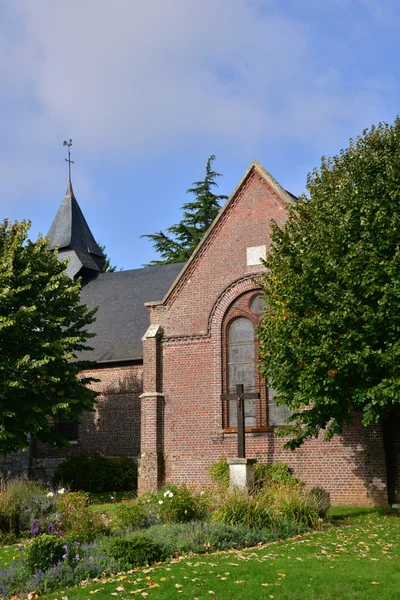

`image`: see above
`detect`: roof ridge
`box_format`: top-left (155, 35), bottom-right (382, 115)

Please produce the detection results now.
top-left (147, 160), bottom-right (296, 307)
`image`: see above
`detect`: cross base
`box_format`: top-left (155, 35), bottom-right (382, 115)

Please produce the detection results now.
top-left (227, 458), bottom-right (257, 493)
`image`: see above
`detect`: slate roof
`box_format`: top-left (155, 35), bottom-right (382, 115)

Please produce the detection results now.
top-left (47, 183), bottom-right (105, 278)
top-left (78, 262), bottom-right (185, 362)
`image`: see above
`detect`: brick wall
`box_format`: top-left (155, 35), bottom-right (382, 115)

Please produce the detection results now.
top-left (141, 165), bottom-right (390, 506)
top-left (35, 362), bottom-right (143, 462)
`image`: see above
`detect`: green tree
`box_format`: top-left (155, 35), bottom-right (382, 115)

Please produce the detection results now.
top-left (142, 155), bottom-right (228, 265)
top-left (0, 219), bottom-right (98, 455)
top-left (97, 241), bottom-right (119, 272)
top-left (258, 119), bottom-right (400, 449)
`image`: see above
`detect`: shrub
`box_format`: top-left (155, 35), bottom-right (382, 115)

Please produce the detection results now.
top-left (7, 479), bottom-right (59, 535)
top-left (262, 484), bottom-right (322, 528)
top-left (113, 502), bottom-right (147, 530)
top-left (26, 534), bottom-right (65, 573)
top-left (58, 492), bottom-right (107, 541)
top-left (139, 484), bottom-right (209, 524)
top-left (146, 521), bottom-right (290, 556)
top-left (0, 492), bottom-right (20, 536)
top-left (211, 491), bottom-right (277, 529)
top-left (209, 458), bottom-right (229, 488)
top-left (53, 455), bottom-right (137, 492)
top-left (0, 558), bottom-right (30, 599)
top-left (211, 478), bottom-right (328, 531)
top-left (209, 459), bottom-right (300, 491)
top-left (105, 534), bottom-right (166, 567)
top-left (305, 486), bottom-right (331, 519)
top-left (0, 540), bottom-right (124, 599)
top-left (254, 462), bottom-right (299, 488)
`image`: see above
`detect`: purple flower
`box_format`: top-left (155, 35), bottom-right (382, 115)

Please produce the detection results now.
top-left (62, 553), bottom-right (67, 559)
top-left (30, 520), bottom-right (40, 536)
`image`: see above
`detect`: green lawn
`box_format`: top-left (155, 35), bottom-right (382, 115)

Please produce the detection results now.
top-left (51, 508), bottom-right (400, 600)
top-left (0, 543), bottom-right (21, 568)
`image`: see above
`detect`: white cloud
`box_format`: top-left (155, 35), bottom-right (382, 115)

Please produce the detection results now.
top-left (0, 0), bottom-right (393, 207)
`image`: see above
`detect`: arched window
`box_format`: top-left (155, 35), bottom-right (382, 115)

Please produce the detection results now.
top-left (227, 318), bottom-right (256, 427)
top-left (222, 290), bottom-right (291, 430)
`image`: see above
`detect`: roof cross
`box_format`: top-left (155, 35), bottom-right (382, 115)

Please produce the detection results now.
top-left (63, 139), bottom-right (74, 184)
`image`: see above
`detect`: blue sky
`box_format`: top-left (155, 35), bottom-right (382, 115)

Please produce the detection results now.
top-left (1, 0), bottom-right (399, 269)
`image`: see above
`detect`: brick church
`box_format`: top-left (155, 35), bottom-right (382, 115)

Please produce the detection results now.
top-left (32, 160), bottom-right (398, 507)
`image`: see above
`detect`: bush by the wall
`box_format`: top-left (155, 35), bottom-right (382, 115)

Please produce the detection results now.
top-left (208, 458), bottom-right (229, 488)
top-left (26, 534), bottom-right (65, 573)
top-left (53, 455), bottom-right (137, 492)
top-left (211, 491), bottom-right (277, 529)
top-left (254, 462), bottom-right (300, 488)
top-left (260, 484), bottom-right (322, 528)
top-left (209, 459), bottom-right (300, 491)
top-left (105, 534), bottom-right (167, 567)
top-left (305, 486), bottom-right (331, 519)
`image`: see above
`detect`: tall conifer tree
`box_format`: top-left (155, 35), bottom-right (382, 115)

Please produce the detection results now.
top-left (143, 155), bottom-right (228, 265)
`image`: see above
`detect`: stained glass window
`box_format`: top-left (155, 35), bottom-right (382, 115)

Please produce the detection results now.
top-left (227, 317), bottom-right (256, 427)
top-left (250, 294), bottom-right (266, 315)
top-left (268, 386), bottom-right (292, 426)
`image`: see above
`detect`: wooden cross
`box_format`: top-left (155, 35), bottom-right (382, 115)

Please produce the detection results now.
top-left (221, 384), bottom-right (260, 458)
top-left (63, 139), bottom-right (74, 184)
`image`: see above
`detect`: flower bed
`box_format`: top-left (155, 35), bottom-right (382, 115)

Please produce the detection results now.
top-left (0, 463), bottom-right (330, 599)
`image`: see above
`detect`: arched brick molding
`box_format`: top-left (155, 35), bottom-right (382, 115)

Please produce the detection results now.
top-left (209, 276), bottom-right (262, 337)
top-left (208, 277), bottom-right (263, 439)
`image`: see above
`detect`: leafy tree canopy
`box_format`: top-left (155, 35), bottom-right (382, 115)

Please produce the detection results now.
top-left (0, 220), bottom-right (98, 455)
top-left (258, 119), bottom-right (400, 449)
top-left (142, 155), bottom-right (228, 265)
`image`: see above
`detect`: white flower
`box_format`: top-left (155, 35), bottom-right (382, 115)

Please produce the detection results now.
top-left (167, 491), bottom-right (173, 498)
top-left (200, 491), bottom-right (205, 496)
top-left (47, 492), bottom-right (54, 498)
top-left (158, 500), bottom-right (163, 505)
top-left (163, 490), bottom-right (170, 497)
top-left (58, 488), bottom-right (65, 495)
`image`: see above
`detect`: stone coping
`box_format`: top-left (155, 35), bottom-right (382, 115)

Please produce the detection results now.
top-left (227, 458), bottom-right (257, 465)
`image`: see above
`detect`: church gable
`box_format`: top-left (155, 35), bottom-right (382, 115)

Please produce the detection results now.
top-left (151, 161), bottom-right (295, 338)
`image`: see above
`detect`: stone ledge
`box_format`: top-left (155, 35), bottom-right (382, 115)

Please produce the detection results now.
top-left (227, 458), bottom-right (257, 465)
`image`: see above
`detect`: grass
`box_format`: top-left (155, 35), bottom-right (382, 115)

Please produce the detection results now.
top-left (0, 544), bottom-right (20, 569)
top-left (89, 492), bottom-right (136, 504)
top-left (51, 507), bottom-right (400, 600)
top-left (89, 492), bottom-right (137, 521)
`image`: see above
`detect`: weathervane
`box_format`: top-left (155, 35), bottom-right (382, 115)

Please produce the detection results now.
top-left (63, 139), bottom-right (74, 184)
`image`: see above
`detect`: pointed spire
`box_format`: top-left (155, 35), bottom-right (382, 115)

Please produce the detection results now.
top-left (48, 182), bottom-right (105, 279)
